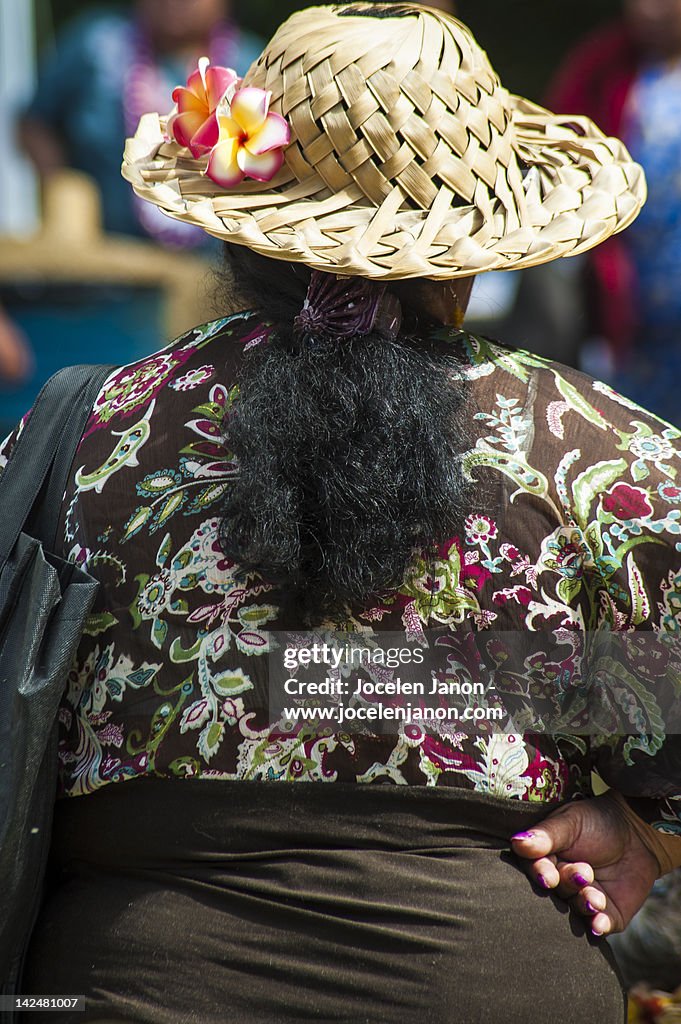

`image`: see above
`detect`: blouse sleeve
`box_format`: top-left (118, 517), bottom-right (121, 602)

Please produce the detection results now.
top-left (560, 376), bottom-right (681, 833)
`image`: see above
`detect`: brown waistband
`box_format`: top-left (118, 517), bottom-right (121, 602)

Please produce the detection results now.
top-left (51, 777), bottom-right (565, 869)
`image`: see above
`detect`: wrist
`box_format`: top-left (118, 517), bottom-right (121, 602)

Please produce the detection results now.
top-left (605, 790), bottom-right (681, 876)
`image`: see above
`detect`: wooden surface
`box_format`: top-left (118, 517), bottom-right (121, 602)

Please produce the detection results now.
top-left (0, 170), bottom-right (214, 336)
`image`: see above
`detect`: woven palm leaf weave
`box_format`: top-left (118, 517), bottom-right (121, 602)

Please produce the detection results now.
top-left (122, 2), bottom-right (646, 280)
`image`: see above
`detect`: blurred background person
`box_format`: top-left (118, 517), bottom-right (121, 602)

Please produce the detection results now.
top-left (547, 0), bottom-right (681, 424)
top-left (2, 1), bottom-right (261, 433)
top-left (18, 0), bottom-right (263, 248)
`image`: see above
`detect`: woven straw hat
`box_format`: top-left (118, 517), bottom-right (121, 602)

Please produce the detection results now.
top-left (122, 2), bottom-right (646, 280)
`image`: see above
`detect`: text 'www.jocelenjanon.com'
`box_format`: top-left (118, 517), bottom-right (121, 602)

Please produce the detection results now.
top-left (268, 637), bottom-right (506, 734)
top-left (265, 630), bottom-right (681, 737)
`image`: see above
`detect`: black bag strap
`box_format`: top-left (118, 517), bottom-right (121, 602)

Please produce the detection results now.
top-left (0, 363), bottom-right (114, 569)
top-left (36, 364), bottom-right (116, 551)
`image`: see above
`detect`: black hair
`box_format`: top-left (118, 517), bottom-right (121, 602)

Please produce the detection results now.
top-left (216, 243), bottom-right (472, 626)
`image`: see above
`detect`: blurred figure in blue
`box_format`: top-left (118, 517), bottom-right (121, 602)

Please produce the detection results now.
top-left (19, 0), bottom-right (263, 248)
top-left (547, 0), bottom-right (681, 425)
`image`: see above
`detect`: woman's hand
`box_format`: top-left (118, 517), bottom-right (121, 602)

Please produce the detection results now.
top-left (510, 793), bottom-right (661, 937)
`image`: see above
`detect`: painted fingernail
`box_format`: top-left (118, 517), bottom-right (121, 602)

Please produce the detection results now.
top-left (574, 873), bottom-right (590, 887)
top-left (586, 900), bottom-right (597, 913)
top-left (537, 874), bottom-right (551, 889)
top-left (591, 926), bottom-right (603, 937)
top-left (512, 831), bottom-right (535, 840)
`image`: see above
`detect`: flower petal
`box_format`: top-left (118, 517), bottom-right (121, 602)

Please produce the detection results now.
top-left (171, 86), bottom-right (207, 115)
top-left (197, 56), bottom-right (210, 90)
top-left (236, 145), bottom-right (284, 182)
top-left (206, 138), bottom-right (245, 187)
top-left (230, 87), bottom-right (271, 136)
top-left (216, 114), bottom-right (244, 141)
top-left (171, 110), bottom-right (207, 150)
top-left (185, 66), bottom-right (208, 102)
top-left (243, 111), bottom-right (290, 155)
top-left (205, 66), bottom-right (239, 110)
top-left (189, 113), bottom-right (219, 156)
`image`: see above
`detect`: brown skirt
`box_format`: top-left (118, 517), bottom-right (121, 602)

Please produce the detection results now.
top-left (20, 778), bottom-right (626, 1024)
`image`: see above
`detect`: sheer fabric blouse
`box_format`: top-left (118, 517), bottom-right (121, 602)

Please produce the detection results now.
top-left (3, 312), bottom-right (680, 833)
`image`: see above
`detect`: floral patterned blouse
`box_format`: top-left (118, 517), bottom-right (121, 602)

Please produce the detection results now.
top-left (3, 312), bottom-right (681, 832)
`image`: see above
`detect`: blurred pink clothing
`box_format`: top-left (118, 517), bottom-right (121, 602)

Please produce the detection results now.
top-left (546, 22), bottom-right (640, 358)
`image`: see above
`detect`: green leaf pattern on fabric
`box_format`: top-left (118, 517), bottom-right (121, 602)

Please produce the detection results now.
top-left (2, 316), bottom-right (679, 825)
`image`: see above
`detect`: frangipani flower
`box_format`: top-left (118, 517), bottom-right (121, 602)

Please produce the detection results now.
top-left (168, 57), bottom-right (239, 158)
top-left (206, 87), bottom-right (290, 187)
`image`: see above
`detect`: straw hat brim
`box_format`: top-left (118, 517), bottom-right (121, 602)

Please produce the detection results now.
top-left (121, 94), bottom-right (646, 281)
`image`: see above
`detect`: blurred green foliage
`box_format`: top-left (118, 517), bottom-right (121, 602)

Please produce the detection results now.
top-left (40, 0), bottom-right (621, 99)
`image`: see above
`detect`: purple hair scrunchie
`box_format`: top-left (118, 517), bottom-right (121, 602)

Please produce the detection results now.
top-left (293, 271), bottom-right (401, 341)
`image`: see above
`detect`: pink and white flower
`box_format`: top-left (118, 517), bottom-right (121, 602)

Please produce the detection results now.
top-left (206, 86), bottom-right (290, 186)
top-left (465, 513), bottom-right (498, 545)
top-left (169, 365), bottom-right (215, 392)
top-left (168, 57), bottom-right (239, 157)
top-left (167, 59), bottom-right (291, 188)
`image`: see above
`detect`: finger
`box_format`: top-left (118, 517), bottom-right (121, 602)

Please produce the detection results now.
top-left (590, 911), bottom-right (612, 937)
top-left (510, 806), bottom-right (580, 861)
top-left (571, 886), bottom-right (608, 916)
top-left (554, 861), bottom-right (594, 897)
top-left (512, 852), bottom-right (558, 889)
top-left (510, 829), bottom-right (554, 859)
top-left (521, 855), bottom-right (561, 890)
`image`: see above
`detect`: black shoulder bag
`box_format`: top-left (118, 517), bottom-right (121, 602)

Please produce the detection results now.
top-left (0, 363), bottom-right (114, 1007)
